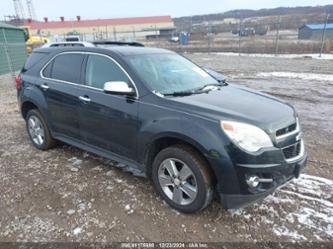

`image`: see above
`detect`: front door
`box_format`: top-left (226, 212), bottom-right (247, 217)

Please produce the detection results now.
top-left (78, 54), bottom-right (139, 160)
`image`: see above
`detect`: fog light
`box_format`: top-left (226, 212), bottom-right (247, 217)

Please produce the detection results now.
top-left (246, 176), bottom-right (260, 188)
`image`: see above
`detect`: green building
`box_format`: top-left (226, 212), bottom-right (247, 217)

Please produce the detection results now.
top-left (0, 23), bottom-right (27, 75)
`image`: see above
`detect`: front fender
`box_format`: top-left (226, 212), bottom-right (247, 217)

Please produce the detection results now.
top-left (137, 115), bottom-right (229, 164)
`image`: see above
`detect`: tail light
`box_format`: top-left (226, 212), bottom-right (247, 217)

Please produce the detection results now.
top-left (15, 74), bottom-right (21, 90)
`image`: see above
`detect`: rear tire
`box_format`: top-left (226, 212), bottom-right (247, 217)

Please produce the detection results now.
top-left (26, 109), bottom-right (55, 150)
top-left (152, 145), bottom-right (213, 213)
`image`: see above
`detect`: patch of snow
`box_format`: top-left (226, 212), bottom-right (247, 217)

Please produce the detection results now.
top-left (256, 72), bottom-right (333, 82)
top-left (90, 166), bottom-right (103, 171)
top-left (301, 174), bottom-right (333, 186)
top-left (203, 52), bottom-right (333, 60)
top-left (83, 152), bottom-right (90, 158)
top-left (115, 178), bottom-right (123, 184)
top-left (78, 203), bottom-right (86, 210)
top-left (73, 227), bottom-right (82, 235)
top-left (106, 170), bottom-right (113, 176)
top-left (69, 167), bottom-right (79, 172)
top-left (273, 226), bottom-right (307, 241)
top-left (279, 189), bottom-right (333, 208)
top-left (124, 204), bottom-right (134, 214)
top-left (67, 209), bottom-right (75, 215)
top-left (68, 157), bottom-right (83, 166)
top-left (231, 174), bottom-right (333, 241)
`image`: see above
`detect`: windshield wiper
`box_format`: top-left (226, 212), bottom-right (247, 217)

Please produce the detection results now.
top-left (193, 83), bottom-right (226, 93)
top-left (164, 83), bottom-right (227, 97)
top-left (195, 83), bottom-right (224, 92)
top-left (164, 90), bottom-right (197, 96)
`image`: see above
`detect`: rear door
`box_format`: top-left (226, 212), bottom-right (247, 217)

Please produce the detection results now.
top-left (38, 53), bottom-right (86, 140)
top-left (78, 53), bottom-right (139, 160)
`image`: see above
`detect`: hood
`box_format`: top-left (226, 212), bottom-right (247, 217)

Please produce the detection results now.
top-left (168, 84), bottom-right (296, 133)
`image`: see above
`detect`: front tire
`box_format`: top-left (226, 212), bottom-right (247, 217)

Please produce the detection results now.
top-left (152, 145), bottom-right (213, 213)
top-left (26, 109), bottom-right (55, 150)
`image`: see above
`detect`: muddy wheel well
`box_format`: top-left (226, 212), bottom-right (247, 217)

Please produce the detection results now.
top-left (145, 137), bottom-right (216, 184)
top-left (21, 101), bottom-right (38, 119)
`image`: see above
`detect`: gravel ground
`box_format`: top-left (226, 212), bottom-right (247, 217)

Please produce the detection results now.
top-left (0, 54), bottom-right (332, 243)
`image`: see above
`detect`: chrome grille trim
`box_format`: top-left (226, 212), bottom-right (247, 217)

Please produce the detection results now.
top-left (276, 118), bottom-right (300, 141)
top-left (284, 140), bottom-right (305, 163)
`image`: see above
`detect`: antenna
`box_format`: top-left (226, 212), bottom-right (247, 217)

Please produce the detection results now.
top-left (26, 0), bottom-right (37, 20)
top-left (13, 0), bottom-right (26, 19)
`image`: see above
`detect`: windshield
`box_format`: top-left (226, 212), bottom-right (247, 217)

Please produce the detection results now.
top-left (126, 53), bottom-right (219, 95)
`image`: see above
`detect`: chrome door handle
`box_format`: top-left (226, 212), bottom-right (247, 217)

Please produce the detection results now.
top-left (41, 83), bottom-right (49, 90)
top-left (79, 96), bottom-right (91, 102)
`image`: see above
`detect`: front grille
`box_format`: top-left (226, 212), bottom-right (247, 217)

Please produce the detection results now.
top-left (276, 123), bottom-right (297, 137)
top-left (282, 142), bottom-right (301, 159)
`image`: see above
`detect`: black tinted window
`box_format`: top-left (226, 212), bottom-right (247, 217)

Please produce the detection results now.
top-left (51, 54), bottom-right (84, 83)
top-left (85, 55), bottom-right (129, 89)
top-left (42, 61), bottom-right (53, 78)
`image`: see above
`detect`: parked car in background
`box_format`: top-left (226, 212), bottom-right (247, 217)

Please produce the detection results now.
top-left (170, 36), bottom-right (180, 43)
top-left (16, 45), bottom-right (307, 213)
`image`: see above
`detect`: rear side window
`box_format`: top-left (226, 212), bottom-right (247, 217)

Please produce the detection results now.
top-left (51, 54), bottom-right (85, 83)
top-left (85, 55), bottom-right (130, 89)
top-left (23, 52), bottom-right (49, 71)
top-left (42, 62), bottom-right (53, 78)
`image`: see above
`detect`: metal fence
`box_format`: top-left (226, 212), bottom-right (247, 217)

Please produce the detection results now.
top-left (142, 27), bottom-right (332, 55)
top-left (0, 26), bottom-right (27, 82)
top-left (140, 13), bottom-right (332, 55)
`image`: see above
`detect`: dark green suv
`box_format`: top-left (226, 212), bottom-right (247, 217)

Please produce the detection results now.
top-left (17, 46), bottom-right (307, 213)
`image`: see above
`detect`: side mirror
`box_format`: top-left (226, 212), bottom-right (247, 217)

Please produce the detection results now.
top-left (104, 81), bottom-right (135, 96)
top-left (203, 68), bottom-right (226, 83)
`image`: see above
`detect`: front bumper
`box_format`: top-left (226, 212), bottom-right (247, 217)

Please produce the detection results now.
top-left (218, 154), bottom-right (307, 209)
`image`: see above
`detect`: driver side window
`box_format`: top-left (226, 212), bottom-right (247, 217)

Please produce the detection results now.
top-left (85, 55), bottom-right (130, 89)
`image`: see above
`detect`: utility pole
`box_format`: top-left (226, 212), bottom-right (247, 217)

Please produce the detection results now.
top-left (113, 27), bottom-right (117, 41)
top-left (275, 15), bottom-right (281, 56)
top-left (13, 0), bottom-right (26, 19)
top-left (26, 0), bottom-right (37, 20)
top-left (319, 12), bottom-right (330, 57)
top-left (238, 17), bottom-right (243, 56)
top-left (208, 21), bottom-right (212, 53)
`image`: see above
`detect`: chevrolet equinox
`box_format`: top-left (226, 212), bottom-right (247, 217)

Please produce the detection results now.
top-left (17, 46), bottom-right (307, 213)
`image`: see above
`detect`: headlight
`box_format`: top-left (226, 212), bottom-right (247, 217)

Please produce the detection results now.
top-left (221, 121), bottom-right (273, 153)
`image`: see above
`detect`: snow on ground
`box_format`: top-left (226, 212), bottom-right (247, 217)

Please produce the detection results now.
top-left (204, 52), bottom-right (333, 60)
top-left (256, 72), bottom-right (333, 82)
top-left (230, 174), bottom-right (333, 241)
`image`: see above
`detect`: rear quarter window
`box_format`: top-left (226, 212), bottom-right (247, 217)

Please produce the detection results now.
top-left (42, 61), bottom-right (53, 78)
top-left (23, 52), bottom-right (49, 71)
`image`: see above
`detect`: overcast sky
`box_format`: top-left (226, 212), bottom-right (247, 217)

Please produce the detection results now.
top-left (1, 0), bottom-right (332, 21)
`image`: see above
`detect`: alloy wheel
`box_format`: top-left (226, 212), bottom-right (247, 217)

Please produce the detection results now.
top-left (158, 158), bottom-right (198, 206)
top-left (28, 115), bottom-right (45, 146)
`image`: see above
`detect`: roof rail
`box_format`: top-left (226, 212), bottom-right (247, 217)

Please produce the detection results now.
top-left (92, 41), bottom-right (145, 47)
